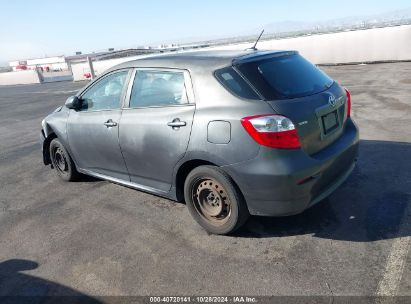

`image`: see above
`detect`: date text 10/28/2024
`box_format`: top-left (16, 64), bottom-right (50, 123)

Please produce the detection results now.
top-left (149, 296), bottom-right (257, 303)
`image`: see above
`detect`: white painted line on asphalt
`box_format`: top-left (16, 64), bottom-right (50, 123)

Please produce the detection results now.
top-left (54, 90), bottom-right (80, 94)
top-left (32, 90), bottom-right (79, 94)
top-left (376, 212), bottom-right (411, 296)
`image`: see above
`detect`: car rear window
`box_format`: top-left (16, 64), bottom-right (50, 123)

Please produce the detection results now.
top-left (214, 67), bottom-right (260, 100)
top-left (236, 53), bottom-right (334, 99)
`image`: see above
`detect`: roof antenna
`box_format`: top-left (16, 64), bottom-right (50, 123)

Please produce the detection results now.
top-left (247, 29), bottom-right (264, 51)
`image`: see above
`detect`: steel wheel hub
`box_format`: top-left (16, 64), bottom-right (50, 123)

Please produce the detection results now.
top-left (192, 178), bottom-right (231, 225)
top-left (54, 148), bottom-right (68, 172)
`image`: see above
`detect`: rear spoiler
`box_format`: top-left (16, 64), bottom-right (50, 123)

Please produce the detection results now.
top-left (232, 50), bottom-right (298, 65)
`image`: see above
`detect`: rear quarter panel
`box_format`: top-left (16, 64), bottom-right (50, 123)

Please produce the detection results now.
top-left (181, 66), bottom-right (275, 165)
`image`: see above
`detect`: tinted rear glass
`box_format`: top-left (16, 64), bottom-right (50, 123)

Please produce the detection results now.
top-left (236, 54), bottom-right (334, 99)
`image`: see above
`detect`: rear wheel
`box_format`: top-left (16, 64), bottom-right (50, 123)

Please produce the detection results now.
top-left (184, 166), bottom-right (249, 235)
top-left (49, 138), bottom-right (80, 181)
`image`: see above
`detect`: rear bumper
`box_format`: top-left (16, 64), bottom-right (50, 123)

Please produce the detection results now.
top-left (223, 119), bottom-right (359, 216)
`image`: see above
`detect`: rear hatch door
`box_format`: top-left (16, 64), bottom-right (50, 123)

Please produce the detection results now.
top-left (266, 84), bottom-right (347, 155)
top-left (235, 52), bottom-right (349, 155)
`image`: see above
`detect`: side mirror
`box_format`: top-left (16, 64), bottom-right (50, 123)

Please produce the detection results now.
top-left (65, 96), bottom-right (81, 110)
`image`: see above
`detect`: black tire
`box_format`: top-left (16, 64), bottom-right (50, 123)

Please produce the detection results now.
top-left (49, 138), bottom-right (80, 181)
top-left (184, 165), bottom-right (249, 235)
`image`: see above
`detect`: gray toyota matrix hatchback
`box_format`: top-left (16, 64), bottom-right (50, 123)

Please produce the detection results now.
top-left (41, 50), bottom-right (359, 234)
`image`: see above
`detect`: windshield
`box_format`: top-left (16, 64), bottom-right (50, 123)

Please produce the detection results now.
top-left (236, 54), bottom-right (334, 99)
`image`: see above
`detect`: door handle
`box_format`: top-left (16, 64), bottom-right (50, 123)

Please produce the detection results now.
top-left (167, 118), bottom-right (186, 128)
top-left (104, 119), bottom-right (118, 127)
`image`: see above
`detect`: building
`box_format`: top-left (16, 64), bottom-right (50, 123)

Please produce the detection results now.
top-left (9, 56), bottom-right (68, 71)
top-left (7, 46), bottom-right (205, 74)
top-left (8, 48), bottom-right (164, 72)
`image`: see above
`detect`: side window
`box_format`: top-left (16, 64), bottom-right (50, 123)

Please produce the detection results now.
top-left (130, 70), bottom-right (188, 108)
top-left (215, 67), bottom-right (260, 100)
top-left (80, 70), bottom-right (128, 111)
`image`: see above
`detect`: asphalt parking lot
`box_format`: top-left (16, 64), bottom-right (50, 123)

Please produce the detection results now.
top-left (0, 63), bottom-right (410, 300)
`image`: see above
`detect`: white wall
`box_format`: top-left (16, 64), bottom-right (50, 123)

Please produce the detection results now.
top-left (42, 71), bottom-right (73, 83)
top-left (2, 26), bottom-right (410, 84)
top-left (207, 25), bottom-right (411, 64)
top-left (69, 25), bottom-right (411, 81)
top-left (0, 70), bottom-right (41, 86)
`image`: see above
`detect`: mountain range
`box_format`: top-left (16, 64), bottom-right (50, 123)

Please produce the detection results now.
top-left (260, 7), bottom-right (411, 34)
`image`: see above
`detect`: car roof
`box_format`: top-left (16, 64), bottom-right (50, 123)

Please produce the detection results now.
top-left (110, 49), bottom-right (295, 72)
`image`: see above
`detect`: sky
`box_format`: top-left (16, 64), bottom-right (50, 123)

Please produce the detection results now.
top-left (0, 0), bottom-right (410, 63)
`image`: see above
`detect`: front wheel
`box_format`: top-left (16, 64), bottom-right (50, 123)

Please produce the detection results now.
top-left (49, 138), bottom-right (80, 181)
top-left (184, 166), bottom-right (249, 235)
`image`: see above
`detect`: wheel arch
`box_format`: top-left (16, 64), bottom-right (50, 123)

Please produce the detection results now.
top-left (42, 129), bottom-right (58, 166)
top-left (175, 159), bottom-right (215, 202)
top-left (174, 159), bottom-right (246, 206)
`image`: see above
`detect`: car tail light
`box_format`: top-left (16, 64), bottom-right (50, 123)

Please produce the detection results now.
top-left (344, 88), bottom-right (351, 117)
top-left (241, 114), bottom-right (301, 149)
